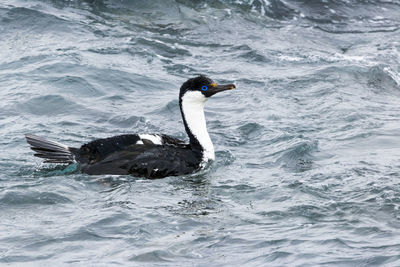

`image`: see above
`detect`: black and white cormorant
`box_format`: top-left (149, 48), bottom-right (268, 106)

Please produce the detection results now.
top-left (25, 76), bottom-right (236, 179)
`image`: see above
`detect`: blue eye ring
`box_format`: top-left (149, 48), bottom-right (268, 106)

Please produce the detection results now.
top-left (201, 85), bottom-right (208, 91)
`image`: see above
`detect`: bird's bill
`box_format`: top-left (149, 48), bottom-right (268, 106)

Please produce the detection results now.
top-left (208, 83), bottom-right (236, 96)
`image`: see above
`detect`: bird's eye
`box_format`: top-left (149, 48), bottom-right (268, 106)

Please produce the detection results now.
top-left (201, 86), bottom-right (208, 91)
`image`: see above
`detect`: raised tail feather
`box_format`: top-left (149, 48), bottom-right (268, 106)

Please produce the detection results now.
top-left (25, 134), bottom-right (76, 163)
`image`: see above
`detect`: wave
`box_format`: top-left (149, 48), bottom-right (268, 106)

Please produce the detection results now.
top-left (37, 0), bottom-right (400, 24)
top-left (3, 0), bottom-right (398, 38)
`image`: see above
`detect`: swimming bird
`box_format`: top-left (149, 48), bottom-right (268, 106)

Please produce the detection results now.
top-left (25, 75), bottom-right (235, 178)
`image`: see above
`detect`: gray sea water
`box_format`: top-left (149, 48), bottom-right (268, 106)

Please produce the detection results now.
top-left (1, 0), bottom-right (400, 266)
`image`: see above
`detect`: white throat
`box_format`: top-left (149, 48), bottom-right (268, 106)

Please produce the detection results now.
top-left (181, 91), bottom-right (215, 161)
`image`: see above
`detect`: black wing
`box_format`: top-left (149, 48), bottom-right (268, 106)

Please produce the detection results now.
top-left (80, 144), bottom-right (202, 178)
top-left (75, 134), bottom-right (141, 165)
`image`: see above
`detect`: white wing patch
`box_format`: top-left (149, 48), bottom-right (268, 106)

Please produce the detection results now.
top-left (138, 134), bottom-right (163, 145)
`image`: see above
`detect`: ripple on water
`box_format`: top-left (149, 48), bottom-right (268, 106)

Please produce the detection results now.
top-left (129, 250), bottom-right (176, 263)
top-left (1, 7), bottom-right (74, 33)
top-left (47, 76), bottom-right (102, 97)
top-left (0, 191), bottom-right (71, 205)
top-left (107, 115), bottom-right (146, 128)
top-left (238, 122), bottom-right (264, 140)
top-left (367, 65), bottom-right (400, 93)
top-left (135, 37), bottom-right (192, 59)
top-left (215, 150), bottom-right (235, 166)
top-left (16, 95), bottom-right (85, 116)
top-left (147, 99), bottom-right (181, 117)
top-left (277, 140), bottom-right (318, 172)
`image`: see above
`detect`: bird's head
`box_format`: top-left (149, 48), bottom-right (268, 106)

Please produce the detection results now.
top-left (179, 75), bottom-right (236, 103)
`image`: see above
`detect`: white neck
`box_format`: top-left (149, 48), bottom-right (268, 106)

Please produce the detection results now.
top-left (181, 91), bottom-right (215, 162)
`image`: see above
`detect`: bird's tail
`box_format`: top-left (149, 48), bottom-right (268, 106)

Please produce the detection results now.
top-left (25, 134), bottom-right (75, 163)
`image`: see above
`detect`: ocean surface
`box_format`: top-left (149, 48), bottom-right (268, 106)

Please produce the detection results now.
top-left (1, 0), bottom-right (400, 266)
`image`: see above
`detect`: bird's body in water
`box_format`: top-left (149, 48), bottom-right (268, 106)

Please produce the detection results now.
top-left (25, 76), bottom-right (236, 178)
